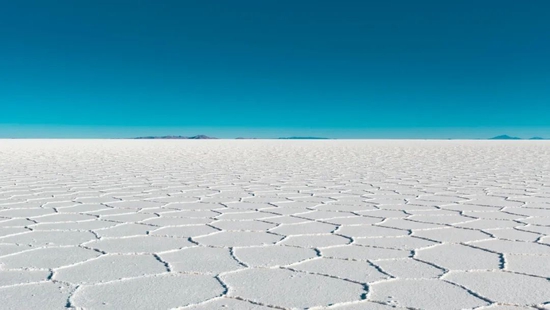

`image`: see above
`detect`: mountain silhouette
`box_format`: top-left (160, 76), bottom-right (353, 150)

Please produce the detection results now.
top-left (489, 135), bottom-right (521, 140)
top-left (134, 135), bottom-right (217, 139)
top-left (278, 137), bottom-right (329, 140)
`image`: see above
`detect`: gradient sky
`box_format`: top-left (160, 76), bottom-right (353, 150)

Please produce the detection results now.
top-left (1, 0), bottom-right (549, 138)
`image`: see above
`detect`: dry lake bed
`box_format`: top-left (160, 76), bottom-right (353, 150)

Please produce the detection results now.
top-left (0, 140), bottom-right (549, 310)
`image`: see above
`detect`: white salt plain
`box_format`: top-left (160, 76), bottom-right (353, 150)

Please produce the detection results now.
top-left (0, 139), bottom-right (549, 309)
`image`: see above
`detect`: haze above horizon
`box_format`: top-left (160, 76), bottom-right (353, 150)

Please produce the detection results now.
top-left (1, 1), bottom-right (549, 138)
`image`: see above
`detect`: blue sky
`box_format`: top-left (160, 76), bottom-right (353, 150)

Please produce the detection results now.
top-left (1, 0), bottom-right (549, 138)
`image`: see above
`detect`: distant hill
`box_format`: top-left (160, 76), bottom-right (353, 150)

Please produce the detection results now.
top-left (188, 135), bottom-right (217, 139)
top-left (278, 137), bottom-right (329, 140)
top-left (134, 135), bottom-right (217, 139)
top-left (489, 135), bottom-right (521, 140)
top-left (529, 137), bottom-right (545, 140)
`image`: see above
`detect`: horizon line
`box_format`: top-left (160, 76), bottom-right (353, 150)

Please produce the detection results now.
top-left (0, 137), bottom-right (547, 140)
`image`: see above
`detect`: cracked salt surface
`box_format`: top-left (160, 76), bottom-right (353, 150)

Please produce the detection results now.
top-left (0, 139), bottom-right (549, 309)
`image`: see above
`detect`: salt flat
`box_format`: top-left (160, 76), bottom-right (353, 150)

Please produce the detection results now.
top-left (0, 139), bottom-right (549, 310)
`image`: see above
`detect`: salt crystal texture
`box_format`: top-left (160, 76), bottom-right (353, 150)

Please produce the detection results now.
top-left (0, 139), bottom-right (549, 309)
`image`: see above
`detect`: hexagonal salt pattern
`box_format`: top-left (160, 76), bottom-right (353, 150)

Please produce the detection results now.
top-left (0, 139), bottom-right (549, 309)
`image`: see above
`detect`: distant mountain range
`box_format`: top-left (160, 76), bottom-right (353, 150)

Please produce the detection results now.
top-left (133, 135), bottom-right (330, 140)
top-left (236, 137), bottom-right (329, 139)
top-left (489, 135), bottom-right (521, 140)
top-left (490, 135), bottom-right (546, 140)
top-left (134, 135), bottom-right (216, 139)
top-left (132, 134), bottom-right (545, 140)
top-left (278, 137), bottom-right (329, 140)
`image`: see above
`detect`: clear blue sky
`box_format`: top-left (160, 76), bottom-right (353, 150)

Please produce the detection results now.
top-left (1, 0), bottom-right (549, 138)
